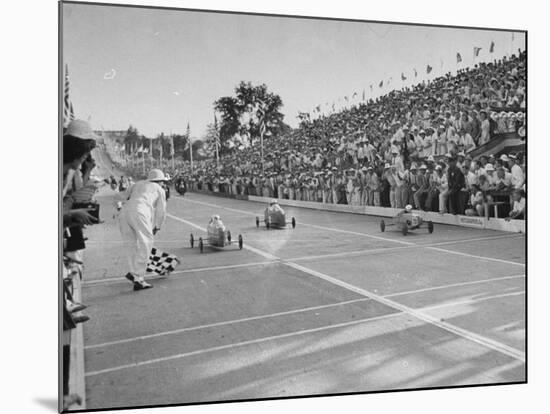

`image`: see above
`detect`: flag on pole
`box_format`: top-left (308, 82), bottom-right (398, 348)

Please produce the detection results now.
top-left (362, 89), bottom-right (365, 101)
top-left (456, 53), bottom-right (462, 63)
top-left (426, 65), bottom-right (432, 74)
top-left (213, 114), bottom-right (221, 148)
top-left (379, 80), bottom-right (383, 88)
top-left (474, 46), bottom-right (482, 57)
top-left (170, 135), bottom-right (175, 156)
top-left (414, 68), bottom-right (418, 77)
top-left (63, 64), bottom-right (75, 127)
top-left (490, 41), bottom-right (495, 53)
top-left (352, 92), bottom-right (357, 99)
top-left (401, 73), bottom-right (406, 81)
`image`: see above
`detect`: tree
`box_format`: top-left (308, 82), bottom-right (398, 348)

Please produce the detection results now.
top-left (123, 125), bottom-right (142, 154)
top-left (214, 81), bottom-right (289, 153)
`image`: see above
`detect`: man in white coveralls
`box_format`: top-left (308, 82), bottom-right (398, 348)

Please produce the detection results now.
top-left (118, 169), bottom-right (168, 291)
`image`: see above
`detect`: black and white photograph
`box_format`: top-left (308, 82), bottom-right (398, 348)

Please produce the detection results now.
top-left (57, 0), bottom-right (531, 412)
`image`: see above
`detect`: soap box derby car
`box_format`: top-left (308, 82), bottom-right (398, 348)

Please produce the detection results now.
top-left (190, 216), bottom-right (243, 253)
top-left (256, 200), bottom-right (296, 229)
top-left (380, 205), bottom-right (434, 236)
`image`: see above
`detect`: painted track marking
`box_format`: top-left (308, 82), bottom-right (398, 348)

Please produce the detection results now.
top-left (384, 274), bottom-right (525, 298)
top-left (85, 298), bottom-right (371, 349)
top-left (85, 312), bottom-right (401, 377)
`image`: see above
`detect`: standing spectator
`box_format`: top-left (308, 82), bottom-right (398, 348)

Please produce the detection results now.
top-left (479, 110), bottom-right (491, 145)
top-left (413, 164), bottom-right (429, 210)
top-left (447, 156), bottom-right (466, 215)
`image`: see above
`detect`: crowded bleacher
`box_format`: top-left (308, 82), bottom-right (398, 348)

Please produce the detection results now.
top-left (178, 51), bottom-right (526, 220)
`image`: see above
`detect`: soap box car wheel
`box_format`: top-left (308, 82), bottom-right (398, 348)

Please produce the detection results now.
top-left (256, 217), bottom-right (260, 228)
top-left (238, 234), bottom-right (243, 250)
top-left (199, 237), bottom-right (204, 253)
top-left (291, 217), bottom-right (296, 228)
top-left (380, 220), bottom-right (385, 232)
top-left (401, 223), bottom-right (408, 236)
top-left (227, 230), bottom-right (232, 244)
top-left (428, 221), bottom-right (434, 233)
top-left (190, 233), bottom-right (194, 248)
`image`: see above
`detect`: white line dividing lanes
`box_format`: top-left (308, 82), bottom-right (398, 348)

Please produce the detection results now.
top-left (85, 297), bottom-right (372, 350)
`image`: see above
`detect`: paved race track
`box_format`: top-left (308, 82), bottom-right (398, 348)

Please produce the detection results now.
top-left (80, 188), bottom-right (526, 410)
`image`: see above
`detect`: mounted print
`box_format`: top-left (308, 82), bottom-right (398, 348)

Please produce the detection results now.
top-left (61, 1), bottom-right (526, 411)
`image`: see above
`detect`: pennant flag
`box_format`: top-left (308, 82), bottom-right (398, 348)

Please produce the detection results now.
top-left (379, 80), bottom-right (383, 88)
top-left (456, 52), bottom-right (462, 63)
top-left (63, 64), bottom-right (75, 127)
top-left (426, 65), bottom-right (432, 74)
top-left (316, 105), bottom-right (321, 112)
top-left (414, 68), bottom-right (418, 77)
top-left (490, 41), bottom-right (495, 53)
top-left (213, 114), bottom-right (221, 148)
top-left (401, 73), bottom-right (406, 81)
top-left (474, 46), bottom-right (482, 57)
top-left (362, 89), bottom-right (365, 100)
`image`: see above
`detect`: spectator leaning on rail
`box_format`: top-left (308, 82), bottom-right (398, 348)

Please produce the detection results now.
top-left (117, 169), bottom-right (173, 291)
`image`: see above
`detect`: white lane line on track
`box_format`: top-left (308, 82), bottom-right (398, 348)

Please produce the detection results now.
top-left (289, 235), bottom-right (525, 262)
top-left (85, 311), bottom-right (400, 377)
top-left (83, 261), bottom-right (277, 287)
top-left (85, 298), bottom-right (371, 350)
top-left (85, 282), bottom-right (525, 351)
top-left (384, 274), bottom-right (525, 298)
top-left (165, 210), bottom-right (525, 363)
top-left (178, 196), bottom-right (525, 266)
top-left (426, 247), bottom-right (525, 267)
top-left (419, 291), bottom-right (525, 312)
top-left (285, 262), bottom-right (525, 362)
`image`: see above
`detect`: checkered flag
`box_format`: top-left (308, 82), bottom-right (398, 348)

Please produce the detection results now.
top-left (146, 248), bottom-right (180, 275)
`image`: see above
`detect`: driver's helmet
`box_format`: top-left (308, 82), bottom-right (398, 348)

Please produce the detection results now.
top-left (269, 199), bottom-right (278, 205)
top-left (211, 214), bottom-right (221, 221)
top-left (405, 204), bottom-right (413, 213)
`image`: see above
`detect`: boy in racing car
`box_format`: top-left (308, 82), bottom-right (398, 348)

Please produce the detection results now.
top-left (268, 199), bottom-right (285, 214)
top-left (207, 215), bottom-right (226, 233)
top-left (396, 204), bottom-right (414, 218)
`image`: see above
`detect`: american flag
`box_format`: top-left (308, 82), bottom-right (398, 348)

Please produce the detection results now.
top-left (257, 102), bottom-right (266, 137)
top-left (474, 46), bottom-right (482, 57)
top-left (63, 64), bottom-right (75, 127)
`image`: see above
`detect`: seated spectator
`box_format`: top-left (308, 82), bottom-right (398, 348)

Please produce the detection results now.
top-left (506, 189), bottom-right (526, 220)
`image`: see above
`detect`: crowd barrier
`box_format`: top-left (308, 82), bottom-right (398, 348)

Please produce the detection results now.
top-left (188, 189), bottom-right (525, 233)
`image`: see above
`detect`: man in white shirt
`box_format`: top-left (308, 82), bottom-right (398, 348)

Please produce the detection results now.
top-left (508, 154), bottom-right (525, 189)
top-left (118, 169), bottom-right (170, 291)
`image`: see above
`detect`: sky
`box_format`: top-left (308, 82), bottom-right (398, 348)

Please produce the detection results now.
top-left (62, 3), bottom-right (525, 138)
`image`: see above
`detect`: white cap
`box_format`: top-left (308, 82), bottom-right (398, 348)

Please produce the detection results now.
top-left (485, 163), bottom-right (495, 172)
top-left (65, 119), bottom-right (97, 140)
top-left (147, 169), bottom-right (167, 181)
top-left (405, 204), bottom-right (413, 212)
